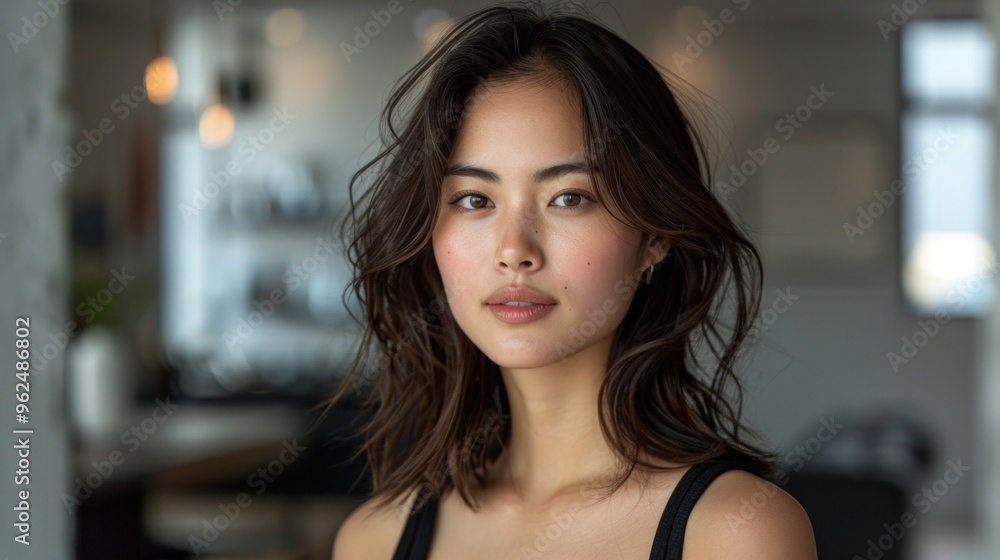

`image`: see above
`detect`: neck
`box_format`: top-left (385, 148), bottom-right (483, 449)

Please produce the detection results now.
top-left (485, 334), bottom-right (625, 507)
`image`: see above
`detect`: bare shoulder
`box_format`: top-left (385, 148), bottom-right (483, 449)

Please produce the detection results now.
top-left (332, 486), bottom-right (421, 560)
top-left (684, 469), bottom-right (817, 560)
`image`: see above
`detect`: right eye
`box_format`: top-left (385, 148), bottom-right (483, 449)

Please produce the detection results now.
top-left (451, 192), bottom-right (492, 211)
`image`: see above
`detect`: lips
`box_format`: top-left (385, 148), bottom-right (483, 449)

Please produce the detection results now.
top-left (488, 301), bottom-right (556, 324)
top-left (485, 285), bottom-right (557, 305)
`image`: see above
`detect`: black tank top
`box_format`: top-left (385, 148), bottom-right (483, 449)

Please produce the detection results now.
top-left (391, 460), bottom-right (750, 560)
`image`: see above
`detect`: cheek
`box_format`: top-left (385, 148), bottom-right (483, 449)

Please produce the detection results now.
top-left (564, 226), bottom-right (644, 313)
top-left (432, 220), bottom-right (476, 299)
top-left (571, 237), bottom-right (636, 295)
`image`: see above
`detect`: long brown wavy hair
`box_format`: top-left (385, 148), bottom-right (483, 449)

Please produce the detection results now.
top-left (320, 0), bottom-right (779, 515)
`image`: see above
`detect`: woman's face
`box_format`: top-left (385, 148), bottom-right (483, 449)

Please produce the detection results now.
top-left (432, 79), bottom-right (667, 368)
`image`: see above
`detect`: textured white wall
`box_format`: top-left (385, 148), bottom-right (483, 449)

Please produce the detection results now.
top-left (0, 0), bottom-right (73, 558)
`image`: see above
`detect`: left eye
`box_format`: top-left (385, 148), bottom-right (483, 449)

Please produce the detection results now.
top-left (553, 193), bottom-right (586, 208)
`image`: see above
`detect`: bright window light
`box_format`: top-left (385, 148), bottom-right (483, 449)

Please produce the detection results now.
top-left (900, 19), bottom-right (996, 318)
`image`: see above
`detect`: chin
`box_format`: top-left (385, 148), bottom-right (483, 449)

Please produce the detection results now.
top-left (480, 345), bottom-right (567, 370)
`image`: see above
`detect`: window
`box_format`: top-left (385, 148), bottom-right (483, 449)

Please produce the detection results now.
top-left (900, 18), bottom-right (996, 317)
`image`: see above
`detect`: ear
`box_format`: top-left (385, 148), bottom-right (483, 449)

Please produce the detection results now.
top-left (643, 234), bottom-right (671, 269)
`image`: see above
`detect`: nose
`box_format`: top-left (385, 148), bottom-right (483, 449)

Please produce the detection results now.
top-left (494, 204), bottom-right (543, 273)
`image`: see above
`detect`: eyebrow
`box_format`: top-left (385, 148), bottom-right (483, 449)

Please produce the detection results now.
top-left (442, 160), bottom-right (593, 184)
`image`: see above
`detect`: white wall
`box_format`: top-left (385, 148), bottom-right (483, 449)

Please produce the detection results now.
top-left (0, 0), bottom-right (74, 558)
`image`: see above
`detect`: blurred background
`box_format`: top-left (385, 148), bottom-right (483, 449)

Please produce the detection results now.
top-left (1, 0), bottom-right (999, 558)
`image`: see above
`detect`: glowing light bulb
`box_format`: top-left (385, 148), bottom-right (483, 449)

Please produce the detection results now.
top-left (145, 56), bottom-right (178, 105)
top-left (199, 103), bottom-right (235, 149)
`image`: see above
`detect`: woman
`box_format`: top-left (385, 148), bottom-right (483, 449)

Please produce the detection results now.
top-left (329, 2), bottom-right (817, 558)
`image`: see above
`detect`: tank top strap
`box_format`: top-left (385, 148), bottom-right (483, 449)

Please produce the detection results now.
top-left (647, 460), bottom-right (751, 560)
top-left (391, 484), bottom-right (439, 560)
